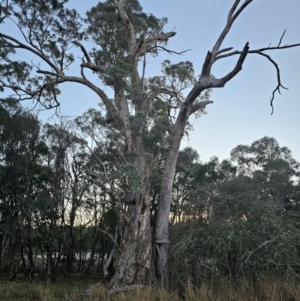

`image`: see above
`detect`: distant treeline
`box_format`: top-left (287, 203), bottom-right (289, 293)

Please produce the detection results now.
top-left (1, 100), bottom-right (300, 288)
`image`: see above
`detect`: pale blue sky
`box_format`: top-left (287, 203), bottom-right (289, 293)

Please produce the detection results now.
top-left (8, 0), bottom-right (300, 162)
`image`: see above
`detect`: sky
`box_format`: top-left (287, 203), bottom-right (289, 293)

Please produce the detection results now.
top-left (3, 0), bottom-right (300, 163)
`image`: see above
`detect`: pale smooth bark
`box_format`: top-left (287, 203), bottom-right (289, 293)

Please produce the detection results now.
top-left (154, 1), bottom-right (253, 286)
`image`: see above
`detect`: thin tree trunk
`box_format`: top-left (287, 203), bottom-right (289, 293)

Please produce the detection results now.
top-left (102, 221), bottom-right (118, 277)
top-left (103, 248), bottom-right (115, 278)
top-left (46, 217), bottom-right (55, 284)
top-left (0, 213), bottom-right (4, 269)
top-left (25, 213), bottom-right (35, 279)
top-left (85, 208), bottom-right (100, 275)
top-left (26, 241), bottom-right (34, 279)
top-left (46, 244), bottom-right (53, 285)
top-left (66, 224), bottom-right (74, 274)
top-left (84, 229), bottom-right (99, 275)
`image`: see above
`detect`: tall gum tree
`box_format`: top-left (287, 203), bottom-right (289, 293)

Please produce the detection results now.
top-left (0, 0), bottom-right (299, 289)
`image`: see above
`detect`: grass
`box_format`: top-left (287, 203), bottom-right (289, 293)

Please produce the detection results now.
top-left (1, 274), bottom-right (300, 301)
top-left (0, 274), bottom-right (96, 301)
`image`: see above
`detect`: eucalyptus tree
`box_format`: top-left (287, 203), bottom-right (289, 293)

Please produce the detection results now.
top-left (74, 108), bottom-right (123, 276)
top-left (170, 139), bottom-right (300, 287)
top-left (0, 99), bottom-right (48, 279)
top-left (170, 174), bottom-right (300, 288)
top-left (0, 0), bottom-right (299, 288)
top-left (170, 148), bottom-right (235, 223)
top-left (231, 136), bottom-right (300, 208)
top-left (35, 121), bottom-right (92, 281)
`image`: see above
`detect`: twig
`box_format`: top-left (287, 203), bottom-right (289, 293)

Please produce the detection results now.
top-left (238, 236), bottom-right (278, 276)
top-left (256, 51), bottom-right (288, 115)
top-left (98, 228), bottom-right (118, 247)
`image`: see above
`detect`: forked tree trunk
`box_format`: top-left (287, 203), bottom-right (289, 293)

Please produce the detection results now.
top-left (108, 192), bottom-right (152, 289)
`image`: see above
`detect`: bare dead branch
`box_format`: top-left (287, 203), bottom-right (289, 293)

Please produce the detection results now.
top-left (216, 42), bottom-right (300, 60)
top-left (217, 47), bottom-right (234, 55)
top-left (228, 0), bottom-right (241, 22)
top-left (155, 45), bottom-right (190, 55)
top-left (36, 70), bottom-right (110, 102)
top-left (200, 51), bottom-right (213, 78)
top-left (199, 42), bottom-right (249, 92)
top-left (60, 74), bottom-right (117, 117)
top-left (214, 29), bottom-right (300, 113)
top-left (231, 0), bottom-right (253, 23)
top-left (278, 29), bottom-right (286, 47)
top-left (212, 0), bottom-right (253, 56)
top-left (189, 100), bottom-right (214, 116)
top-left (144, 32), bottom-right (176, 44)
top-left (1, 76), bottom-right (64, 109)
top-left (196, 0), bottom-right (254, 81)
top-left (256, 51), bottom-right (288, 115)
top-left (215, 42), bottom-right (249, 86)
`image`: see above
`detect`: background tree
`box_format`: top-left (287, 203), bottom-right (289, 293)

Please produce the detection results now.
top-left (169, 138), bottom-right (300, 290)
top-left (0, 98), bottom-right (48, 279)
top-left (231, 136), bottom-right (300, 208)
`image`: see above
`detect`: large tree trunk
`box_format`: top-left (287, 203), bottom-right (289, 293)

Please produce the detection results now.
top-left (108, 193), bottom-right (152, 289)
top-left (106, 110), bottom-right (154, 289)
top-left (155, 110), bottom-right (189, 286)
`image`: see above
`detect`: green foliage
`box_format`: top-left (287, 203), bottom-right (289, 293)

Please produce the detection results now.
top-left (129, 112), bottom-right (146, 133)
top-left (163, 60), bottom-right (195, 84)
top-left (169, 137), bottom-right (300, 288)
top-left (86, 0), bottom-right (167, 86)
top-left (231, 136), bottom-right (298, 176)
top-left (0, 0), bottom-right (297, 290)
top-left (120, 163), bottom-right (141, 190)
top-left (142, 100), bottom-right (174, 154)
top-left (12, 0), bottom-right (83, 52)
top-left (1, 94), bottom-right (299, 291)
top-left (0, 0), bottom-right (83, 108)
top-left (170, 193), bottom-right (300, 288)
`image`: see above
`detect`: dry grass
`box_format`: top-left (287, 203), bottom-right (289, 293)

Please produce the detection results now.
top-left (1, 275), bottom-right (300, 301)
top-left (85, 281), bottom-right (300, 301)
